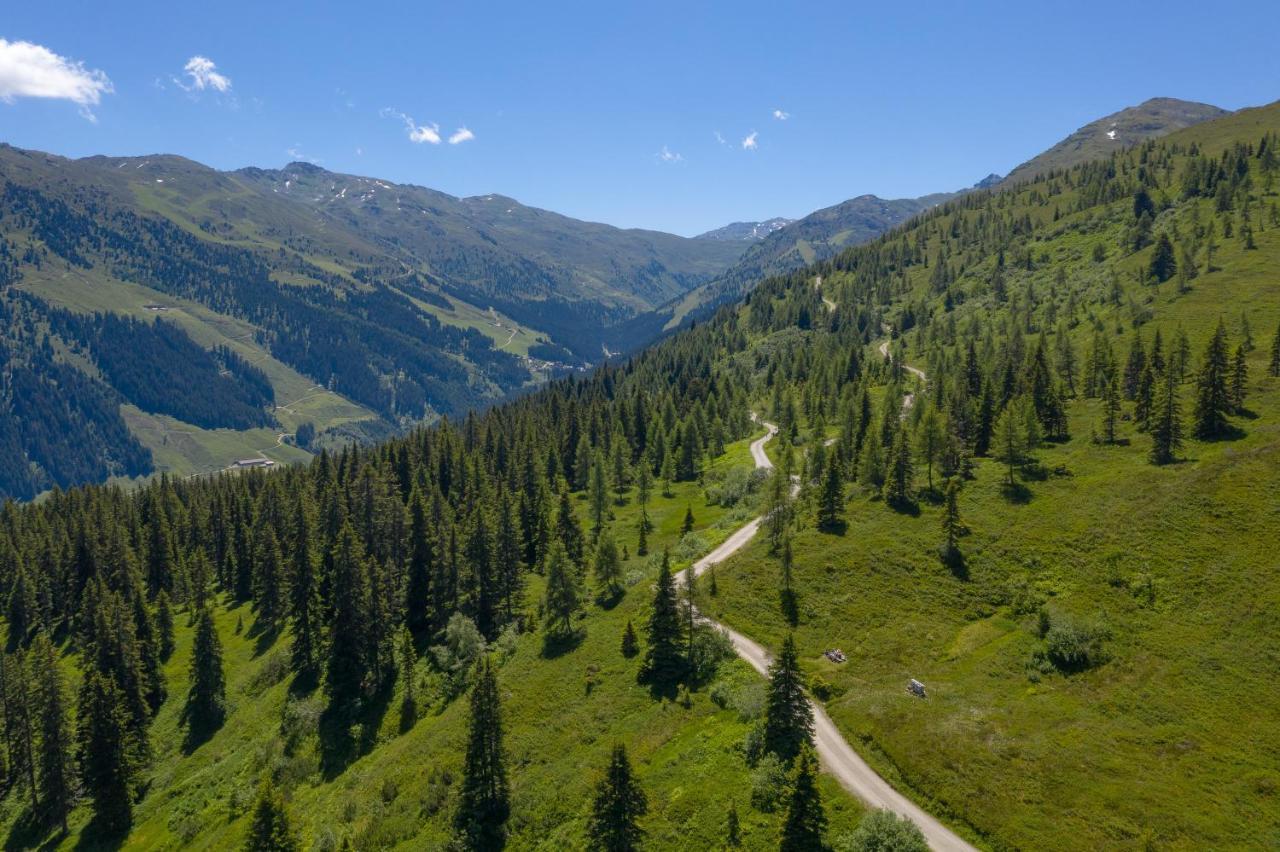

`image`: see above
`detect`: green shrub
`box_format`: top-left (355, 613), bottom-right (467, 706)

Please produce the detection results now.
top-left (749, 753), bottom-right (788, 812)
top-left (834, 809), bottom-right (929, 851)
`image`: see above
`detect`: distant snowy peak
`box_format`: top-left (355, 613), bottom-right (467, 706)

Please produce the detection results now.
top-left (696, 217), bottom-right (796, 242)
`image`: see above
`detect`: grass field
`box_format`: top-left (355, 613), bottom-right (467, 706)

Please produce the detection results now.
top-left (701, 164), bottom-right (1280, 848)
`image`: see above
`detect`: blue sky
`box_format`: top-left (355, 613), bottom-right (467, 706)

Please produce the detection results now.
top-left (1, 1), bottom-right (1277, 236)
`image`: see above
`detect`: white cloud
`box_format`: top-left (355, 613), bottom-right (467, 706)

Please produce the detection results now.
top-left (742, 131), bottom-right (758, 151)
top-left (381, 107), bottom-right (440, 144)
top-left (772, 108), bottom-right (789, 121)
top-left (714, 130), bottom-right (727, 146)
top-left (286, 144), bottom-right (321, 164)
top-left (181, 55), bottom-right (232, 93)
top-left (656, 145), bottom-right (683, 163)
top-left (0, 38), bottom-right (112, 120)
top-left (448, 127), bottom-right (475, 145)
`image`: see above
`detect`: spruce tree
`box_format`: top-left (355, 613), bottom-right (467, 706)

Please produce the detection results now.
top-left (1148, 233), bottom-right (1177, 282)
top-left (620, 620), bottom-right (639, 658)
top-left (1101, 369), bottom-right (1121, 444)
top-left (543, 541), bottom-right (581, 637)
top-left (681, 505), bottom-right (695, 535)
top-left (639, 550), bottom-right (685, 691)
top-left (455, 658), bottom-right (509, 851)
top-left (586, 744), bottom-right (648, 852)
top-left (289, 495), bottom-right (321, 682)
top-left (155, 589), bottom-right (176, 661)
top-left (816, 454), bottom-right (844, 531)
top-left (405, 489), bottom-right (435, 634)
top-left (398, 626), bottom-right (418, 730)
top-left (32, 634), bottom-right (72, 832)
top-left (883, 425), bottom-right (915, 507)
top-left (555, 487), bottom-right (586, 571)
top-left (76, 670), bottom-right (137, 834)
top-left (588, 450), bottom-right (610, 540)
top-left (244, 776), bottom-right (300, 851)
top-left (326, 523), bottom-right (373, 714)
top-left (253, 525), bottom-right (287, 627)
top-left (1193, 322), bottom-right (1232, 439)
top-left (1149, 367), bottom-right (1184, 466)
top-left (1230, 345), bottom-right (1248, 412)
top-left (1269, 321), bottom-right (1280, 377)
top-left (763, 634), bottom-right (813, 764)
top-left (185, 606), bottom-right (226, 746)
top-left (779, 745), bottom-right (827, 852)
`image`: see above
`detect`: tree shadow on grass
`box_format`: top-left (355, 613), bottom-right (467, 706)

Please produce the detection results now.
top-left (1001, 481), bottom-right (1033, 504)
top-left (248, 618), bottom-right (282, 659)
top-left (540, 628), bottom-right (584, 659)
top-left (4, 809), bottom-right (65, 852)
top-left (318, 679), bottom-right (394, 780)
top-left (779, 588), bottom-right (799, 627)
top-left (939, 545), bottom-right (969, 581)
top-left (71, 811), bottom-right (128, 852)
top-left (887, 497), bottom-right (921, 517)
top-left (595, 588), bottom-right (625, 611)
top-left (817, 519), bottom-right (848, 535)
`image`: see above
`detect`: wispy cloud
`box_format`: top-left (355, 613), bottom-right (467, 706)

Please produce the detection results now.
top-left (286, 144), bottom-right (321, 164)
top-left (656, 145), bottom-right (684, 163)
top-left (0, 38), bottom-right (112, 121)
top-left (714, 130), bottom-right (727, 146)
top-left (772, 108), bottom-right (789, 121)
top-left (448, 127), bottom-right (475, 145)
top-left (381, 107), bottom-right (441, 144)
top-left (179, 55), bottom-right (232, 93)
top-left (742, 131), bottom-right (758, 151)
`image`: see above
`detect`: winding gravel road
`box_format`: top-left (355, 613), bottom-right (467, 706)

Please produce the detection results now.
top-left (677, 404), bottom-right (974, 850)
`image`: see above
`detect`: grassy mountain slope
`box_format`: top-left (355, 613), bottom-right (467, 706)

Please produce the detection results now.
top-left (1002, 97), bottom-right (1228, 186)
top-left (0, 144), bottom-right (744, 497)
top-left (684, 100), bottom-right (1280, 849)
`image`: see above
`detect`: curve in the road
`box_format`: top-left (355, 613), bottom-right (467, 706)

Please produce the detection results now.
top-left (678, 413), bottom-right (973, 851)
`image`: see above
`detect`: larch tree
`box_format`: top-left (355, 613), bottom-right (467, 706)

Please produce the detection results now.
top-left (543, 541), bottom-right (581, 637)
top-left (593, 530), bottom-right (622, 600)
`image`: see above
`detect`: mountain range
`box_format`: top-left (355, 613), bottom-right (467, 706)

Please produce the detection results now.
top-left (0, 97), bottom-right (1229, 498)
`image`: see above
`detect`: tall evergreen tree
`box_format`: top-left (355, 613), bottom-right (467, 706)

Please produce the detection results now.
top-left (32, 634), bottom-right (72, 832)
top-left (763, 634), bottom-right (813, 764)
top-left (1193, 322), bottom-right (1232, 439)
top-left (593, 530), bottom-right (623, 600)
top-left (639, 550), bottom-right (685, 691)
top-left (779, 745), bottom-right (827, 852)
top-left (586, 744), bottom-right (648, 852)
top-left (1269, 321), bottom-right (1280, 377)
top-left (326, 523), bottom-right (373, 713)
top-left (1149, 367), bottom-right (1185, 466)
top-left (289, 495), bottom-right (321, 682)
top-left (253, 525), bottom-right (287, 626)
top-left (184, 606), bottom-right (226, 745)
top-left (244, 776), bottom-right (300, 851)
top-left (816, 454), bottom-right (844, 531)
top-left (555, 487), bottom-right (586, 572)
top-left (455, 658), bottom-right (509, 851)
top-left (883, 425), bottom-right (915, 507)
top-left (543, 541), bottom-right (581, 637)
top-left (155, 589), bottom-right (176, 660)
top-left (76, 670), bottom-right (138, 834)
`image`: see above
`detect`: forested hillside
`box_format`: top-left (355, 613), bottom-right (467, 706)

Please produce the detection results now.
top-left (0, 145), bottom-right (744, 496)
top-left (0, 100), bottom-right (1276, 851)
